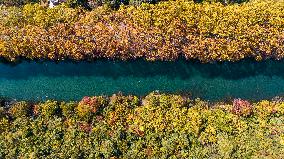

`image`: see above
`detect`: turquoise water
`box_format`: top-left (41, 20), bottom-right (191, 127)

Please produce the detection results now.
top-left (1, 59), bottom-right (284, 101)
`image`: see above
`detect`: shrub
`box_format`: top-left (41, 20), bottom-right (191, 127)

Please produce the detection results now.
top-left (36, 100), bottom-right (59, 117)
top-left (0, 0), bottom-right (39, 6)
top-left (60, 101), bottom-right (76, 118)
top-left (22, 4), bottom-right (83, 27)
top-left (86, 0), bottom-right (125, 9)
top-left (0, 0), bottom-right (283, 62)
top-left (194, 0), bottom-right (248, 5)
top-left (106, 94), bottom-right (138, 128)
top-left (76, 96), bottom-right (107, 121)
top-left (8, 101), bottom-right (31, 118)
top-left (0, 107), bottom-right (5, 118)
top-left (232, 98), bottom-right (253, 116)
top-left (76, 98), bottom-right (93, 121)
top-left (1, 93), bottom-right (284, 158)
top-left (0, 118), bottom-right (9, 133)
top-left (64, 0), bottom-right (90, 9)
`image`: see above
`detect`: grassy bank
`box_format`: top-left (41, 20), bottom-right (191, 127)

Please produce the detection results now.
top-left (1, 93), bottom-right (284, 158)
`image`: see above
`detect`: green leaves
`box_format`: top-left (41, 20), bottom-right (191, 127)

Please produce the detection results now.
top-left (1, 94), bottom-right (284, 158)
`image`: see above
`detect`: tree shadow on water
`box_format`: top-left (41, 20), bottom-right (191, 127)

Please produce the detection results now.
top-left (0, 58), bottom-right (283, 80)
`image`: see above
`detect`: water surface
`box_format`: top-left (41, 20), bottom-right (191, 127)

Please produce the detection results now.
top-left (0, 59), bottom-right (284, 101)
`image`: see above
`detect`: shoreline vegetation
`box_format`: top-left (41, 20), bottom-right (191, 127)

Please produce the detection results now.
top-left (0, 0), bottom-right (284, 158)
top-left (1, 93), bottom-right (284, 158)
top-left (0, 0), bottom-right (283, 62)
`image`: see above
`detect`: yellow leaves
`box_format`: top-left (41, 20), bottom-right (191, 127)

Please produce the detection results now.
top-left (0, 40), bottom-right (5, 54)
top-left (199, 125), bottom-right (217, 144)
top-left (0, 118), bottom-right (9, 132)
top-left (232, 117), bottom-right (248, 132)
top-left (280, 134), bottom-right (284, 145)
top-left (255, 55), bottom-right (263, 61)
top-left (22, 4), bottom-right (81, 28)
top-left (0, 1), bottom-right (283, 62)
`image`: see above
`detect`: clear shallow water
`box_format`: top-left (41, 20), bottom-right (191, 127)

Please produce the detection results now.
top-left (1, 59), bottom-right (284, 101)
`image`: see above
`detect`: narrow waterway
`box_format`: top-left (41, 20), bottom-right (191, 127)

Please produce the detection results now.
top-left (0, 59), bottom-right (284, 101)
